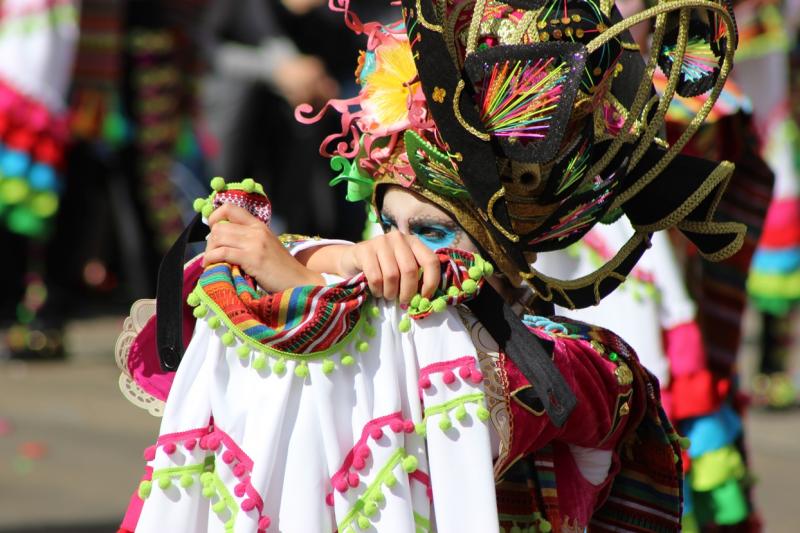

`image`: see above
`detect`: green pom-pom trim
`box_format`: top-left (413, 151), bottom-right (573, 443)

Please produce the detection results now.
top-left (454, 404), bottom-right (467, 421)
top-left (192, 198), bottom-right (206, 213)
top-left (415, 422), bottom-right (427, 437)
top-left (482, 262), bottom-right (494, 276)
top-left (399, 317), bottom-right (411, 333)
top-left (410, 294), bottom-right (422, 309)
top-left (439, 416), bottom-right (452, 431)
top-left (447, 285), bottom-right (460, 297)
top-left (539, 519), bottom-right (552, 532)
top-left (237, 345), bottom-right (250, 359)
top-left (679, 437), bottom-right (691, 450)
top-left (356, 340), bottom-right (370, 353)
top-left (242, 178), bottom-right (255, 193)
top-left (200, 472), bottom-right (214, 485)
top-left (295, 363), bottom-right (310, 378)
top-left (402, 455), bottom-right (418, 473)
top-left (180, 474), bottom-right (194, 488)
top-left (212, 500), bottom-right (227, 513)
top-left (193, 305), bottom-right (208, 318)
top-left (210, 177), bottom-right (226, 191)
top-left (274, 358), bottom-right (287, 375)
top-left (363, 500), bottom-right (378, 517)
top-left (201, 203), bottom-right (214, 219)
top-left (418, 297), bottom-right (431, 312)
top-left (158, 476), bottom-right (172, 490)
top-left (138, 480), bottom-right (152, 499)
top-left (253, 355), bottom-right (267, 370)
top-left (208, 316), bottom-right (221, 329)
top-left (364, 324), bottom-right (377, 338)
top-left (431, 297), bottom-right (447, 313)
top-left (468, 265), bottom-right (483, 280)
top-left (341, 353), bottom-right (355, 366)
top-left (369, 306), bottom-right (380, 318)
top-left (384, 473), bottom-right (397, 487)
top-left (221, 332), bottom-right (235, 346)
top-left (372, 490), bottom-right (385, 503)
top-left (187, 292), bottom-right (200, 307)
top-left (476, 406), bottom-right (490, 422)
top-left (357, 515), bottom-right (371, 529)
top-left (202, 486), bottom-right (215, 498)
top-left (322, 359), bottom-right (335, 374)
top-left (462, 279), bottom-right (478, 295)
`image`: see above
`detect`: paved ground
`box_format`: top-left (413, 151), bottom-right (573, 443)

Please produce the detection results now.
top-left (0, 316), bottom-right (798, 532)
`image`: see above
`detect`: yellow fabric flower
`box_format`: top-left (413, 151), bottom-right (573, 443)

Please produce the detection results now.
top-left (361, 38), bottom-right (421, 134)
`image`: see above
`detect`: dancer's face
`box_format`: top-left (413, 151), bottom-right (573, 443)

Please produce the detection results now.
top-left (379, 186), bottom-right (478, 253)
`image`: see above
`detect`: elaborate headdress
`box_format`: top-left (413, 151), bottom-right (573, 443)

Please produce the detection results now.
top-left (298, 0), bottom-right (744, 309)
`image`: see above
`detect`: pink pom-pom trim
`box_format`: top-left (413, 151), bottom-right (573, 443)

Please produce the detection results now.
top-left (143, 446), bottom-right (157, 461)
top-left (234, 483), bottom-right (247, 498)
top-left (419, 376), bottom-right (432, 389)
top-left (258, 516), bottom-right (271, 529)
top-left (334, 477), bottom-right (349, 492)
top-left (162, 442), bottom-right (177, 455)
top-left (241, 499), bottom-right (256, 512)
top-left (184, 438), bottom-right (197, 450)
top-left (470, 369), bottom-right (484, 384)
top-left (390, 419), bottom-right (404, 433)
top-left (326, 492), bottom-right (335, 506)
top-left (348, 472), bottom-right (360, 488)
top-left (222, 451), bottom-right (235, 464)
top-left (369, 427), bottom-right (383, 440)
top-left (403, 419), bottom-right (415, 433)
top-left (233, 464), bottom-right (247, 477)
top-left (442, 370), bottom-right (456, 384)
top-left (459, 365), bottom-right (472, 379)
top-left (353, 457), bottom-right (366, 470)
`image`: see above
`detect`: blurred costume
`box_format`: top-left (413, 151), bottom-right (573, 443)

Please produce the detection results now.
top-left (118, 1), bottom-right (744, 531)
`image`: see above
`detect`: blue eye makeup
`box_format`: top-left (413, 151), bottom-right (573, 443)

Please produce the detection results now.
top-left (410, 221), bottom-right (458, 250)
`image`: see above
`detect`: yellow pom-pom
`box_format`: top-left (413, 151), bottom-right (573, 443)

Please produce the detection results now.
top-left (210, 177), bottom-right (226, 191)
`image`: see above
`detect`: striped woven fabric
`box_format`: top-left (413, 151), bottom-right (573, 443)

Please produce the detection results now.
top-left (198, 264), bottom-right (369, 354)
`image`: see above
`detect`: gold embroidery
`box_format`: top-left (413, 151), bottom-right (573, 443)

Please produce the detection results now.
top-left (615, 363), bottom-right (634, 386)
top-left (432, 86), bottom-right (446, 103)
top-left (619, 402), bottom-right (631, 416)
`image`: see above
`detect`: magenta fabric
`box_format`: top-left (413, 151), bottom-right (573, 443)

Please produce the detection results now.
top-left (664, 321), bottom-right (706, 378)
top-left (127, 256), bottom-right (203, 401)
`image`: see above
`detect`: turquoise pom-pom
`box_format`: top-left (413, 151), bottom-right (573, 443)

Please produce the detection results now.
top-left (158, 476), bottom-right (172, 490)
top-left (180, 473), bottom-right (194, 488)
top-left (138, 480), bottom-right (152, 499)
top-left (462, 279), bottom-right (478, 295)
top-left (201, 203), bottom-right (214, 219)
top-left (431, 297), bottom-right (447, 313)
top-left (398, 317), bottom-right (411, 333)
top-left (341, 353), bottom-right (355, 366)
top-left (193, 305), bottom-right (208, 318)
top-left (210, 177), bottom-right (226, 191)
top-left (322, 359), bottom-right (335, 374)
top-left (242, 178), bottom-right (255, 193)
top-left (192, 198), bottom-right (206, 213)
top-left (221, 332), bottom-right (235, 346)
top-left (253, 355), bottom-right (267, 370)
top-left (402, 455), bottom-right (418, 473)
top-left (295, 363), bottom-right (309, 378)
top-left (274, 359), bottom-right (287, 375)
top-left (237, 345), bottom-right (250, 359)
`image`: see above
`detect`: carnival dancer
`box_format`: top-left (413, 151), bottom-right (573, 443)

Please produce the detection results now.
top-left (117, 1), bottom-right (744, 531)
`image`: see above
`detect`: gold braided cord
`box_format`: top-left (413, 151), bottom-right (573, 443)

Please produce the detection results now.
top-left (677, 220), bottom-right (747, 262)
top-left (601, 2), bottom-right (737, 209)
top-left (453, 79), bottom-right (492, 140)
top-left (627, 8), bottom-right (691, 171)
top-left (444, 0), bottom-right (472, 69)
top-left (522, 231), bottom-right (652, 309)
top-left (582, 11), bottom-right (669, 184)
top-left (416, 0), bottom-right (444, 32)
top-left (487, 188), bottom-right (521, 242)
top-left (629, 160), bottom-right (733, 232)
top-left (511, 10), bottom-right (537, 44)
top-left (466, 0), bottom-right (487, 54)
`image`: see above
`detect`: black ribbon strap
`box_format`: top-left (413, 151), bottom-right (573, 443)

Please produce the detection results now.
top-left (466, 287), bottom-right (576, 427)
top-left (156, 213), bottom-right (209, 371)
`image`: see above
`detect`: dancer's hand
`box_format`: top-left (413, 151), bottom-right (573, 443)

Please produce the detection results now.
top-left (205, 203), bottom-right (324, 292)
top-left (301, 232), bottom-right (441, 305)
